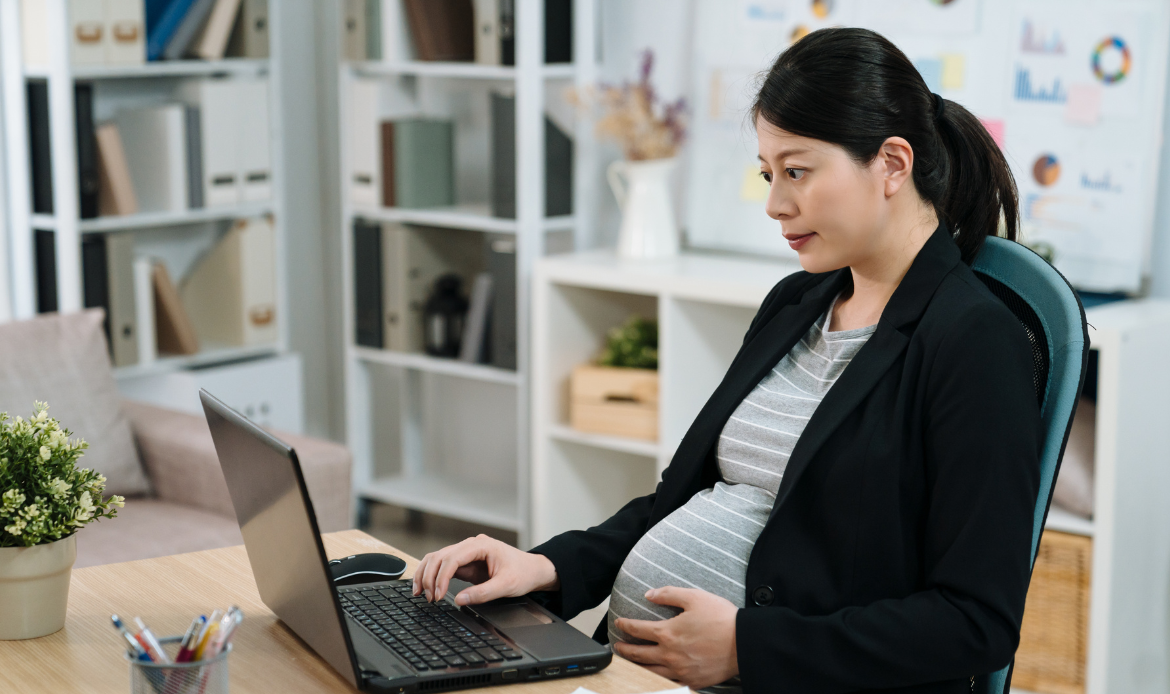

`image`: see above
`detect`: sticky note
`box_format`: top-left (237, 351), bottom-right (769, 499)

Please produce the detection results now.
top-left (914, 58), bottom-right (943, 93)
top-left (1064, 83), bottom-right (1102, 126)
top-left (941, 54), bottom-right (965, 90)
top-left (740, 164), bottom-right (770, 202)
top-left (979, 118), bottom-right (1005, 149)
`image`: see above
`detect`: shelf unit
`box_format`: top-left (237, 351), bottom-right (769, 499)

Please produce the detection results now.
top-left (339, 0), bottom-right (598, 547)
top-left (532, 250), bottom-right (1170, 694)
top-left (0, 1), bottom-right (294, 396)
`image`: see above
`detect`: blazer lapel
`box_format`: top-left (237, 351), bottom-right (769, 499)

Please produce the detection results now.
top-left (768, 224), bottom-right (963, 521)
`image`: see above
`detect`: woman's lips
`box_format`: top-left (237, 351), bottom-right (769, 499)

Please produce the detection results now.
top-left (786, 232), bottom-right (814, 251)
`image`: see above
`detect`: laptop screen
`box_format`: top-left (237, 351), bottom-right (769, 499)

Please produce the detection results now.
top-left (200, 390), bottom-right (359, 687)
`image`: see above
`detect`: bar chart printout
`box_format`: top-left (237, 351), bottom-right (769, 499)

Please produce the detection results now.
top-left (1015, 66), bottom-right (1067, 103)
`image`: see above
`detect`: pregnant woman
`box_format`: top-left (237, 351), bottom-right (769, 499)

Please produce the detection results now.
top-left (411, 27), bottom-right (1041, 693)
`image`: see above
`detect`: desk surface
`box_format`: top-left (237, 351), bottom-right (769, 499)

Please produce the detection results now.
top-left (0, 530), bottom-right (677, 694)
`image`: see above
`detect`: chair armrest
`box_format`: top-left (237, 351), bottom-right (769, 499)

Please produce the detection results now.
top-left (122, 400), bottom-right (353, 531)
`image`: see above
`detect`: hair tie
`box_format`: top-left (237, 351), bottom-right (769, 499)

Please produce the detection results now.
top-left (932, 93), bottom-right (946, 122)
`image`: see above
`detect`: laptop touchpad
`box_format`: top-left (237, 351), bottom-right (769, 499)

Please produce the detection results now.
top-left (473, 601), bottom-right (553, 629)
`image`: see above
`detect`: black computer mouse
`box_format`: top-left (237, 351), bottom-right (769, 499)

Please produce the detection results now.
top-left (328, 553), bottom-right (408, 586)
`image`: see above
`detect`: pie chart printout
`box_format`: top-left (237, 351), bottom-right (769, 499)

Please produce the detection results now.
top-left (1033, 154), bottom-right (1062, 186)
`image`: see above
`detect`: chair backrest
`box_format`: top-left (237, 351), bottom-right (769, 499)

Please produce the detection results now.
top-left (969, 237), bottom-right (1091, 694)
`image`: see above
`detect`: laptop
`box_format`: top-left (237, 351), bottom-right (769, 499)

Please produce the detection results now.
top-left (200, 389), bottom-right (612, 693)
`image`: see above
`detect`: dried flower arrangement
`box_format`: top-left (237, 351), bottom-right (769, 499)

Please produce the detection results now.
top-left (573, 50), bottom-right (688, 161)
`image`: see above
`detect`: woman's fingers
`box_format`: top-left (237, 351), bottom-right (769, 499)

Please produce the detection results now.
top-left (612, 641), bottom-right (667, 665)
top-left (433, 543), bottom-right (486, 601)
top-left (615, 617), bottom-right (663, 643)
top-left (410, 555), bottom-right (430, 595)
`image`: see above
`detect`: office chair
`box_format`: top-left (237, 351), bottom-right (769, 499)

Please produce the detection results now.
top-left (969, 236), bottom-right (1091, 694)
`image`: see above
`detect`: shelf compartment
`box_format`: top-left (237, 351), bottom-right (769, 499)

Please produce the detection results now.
top-left (353, 204), bottom-right (574, 235)
top-left (549, 424), bottom-right (660, 458)
top-left (353, 346), bottom-right (520, 386)
top-left (26, 59), bottom-right (270, 81)
top-left (358, 474), bottom-right (520, 531)
top-left (112, 343), bottom-right (279, 380)
top-left (349, 61), bottom-right (575, 80)
top-left (79, 204), bottom-right (274, 233)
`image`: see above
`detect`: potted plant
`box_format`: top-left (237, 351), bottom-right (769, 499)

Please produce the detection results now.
top-left (570, 317), bottom-right (660, 441)
top-left (0, 402), bottom-right (124, 640)
top-left (576, 51), bottom-right (688, 259)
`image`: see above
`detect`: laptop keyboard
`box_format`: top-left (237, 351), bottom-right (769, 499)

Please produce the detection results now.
top-left (337, 581), bottom-right (525, 671)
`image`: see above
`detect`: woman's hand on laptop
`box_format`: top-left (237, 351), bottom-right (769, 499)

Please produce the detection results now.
top-left (412, 535), bottom-right (560, 605)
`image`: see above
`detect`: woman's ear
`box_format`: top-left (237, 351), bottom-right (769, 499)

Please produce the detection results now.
top-left (876, 136), bottom-right (915, 198)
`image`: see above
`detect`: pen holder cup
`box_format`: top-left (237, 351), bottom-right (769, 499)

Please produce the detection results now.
top-left (126, 636), bottom-right (232, 694)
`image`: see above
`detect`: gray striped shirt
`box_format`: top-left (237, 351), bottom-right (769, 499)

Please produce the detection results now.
top-left (608, 298), bottom-right (876, 643)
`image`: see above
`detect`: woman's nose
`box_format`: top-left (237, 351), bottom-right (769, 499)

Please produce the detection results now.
top-left (765, 182), bottom-right (796, 221)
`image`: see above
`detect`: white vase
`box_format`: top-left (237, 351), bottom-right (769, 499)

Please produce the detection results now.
top-left (0, 534), bottom-right (76, 640)
top-left (608, 157), bottom-right (680, 259)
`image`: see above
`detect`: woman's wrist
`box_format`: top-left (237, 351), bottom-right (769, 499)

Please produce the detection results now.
top-left (529, 552), bottom-right (560, 592)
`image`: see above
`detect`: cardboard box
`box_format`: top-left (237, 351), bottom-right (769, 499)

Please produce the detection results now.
top-left (569, 365), bottom-right (659, 441)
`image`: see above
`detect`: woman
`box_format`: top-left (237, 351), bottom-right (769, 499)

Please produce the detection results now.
top-left (412, 27), bottom-right (1041, 693)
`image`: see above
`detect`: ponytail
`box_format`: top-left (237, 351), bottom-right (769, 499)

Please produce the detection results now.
top-left (751, 27), bottom-right (1019, 263)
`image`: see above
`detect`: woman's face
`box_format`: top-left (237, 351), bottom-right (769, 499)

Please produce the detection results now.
top-left (756, 118), bottom-right (893, 274)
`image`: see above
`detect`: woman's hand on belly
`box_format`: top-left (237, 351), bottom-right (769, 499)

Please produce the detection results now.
top-left (612, 587), bottom-right (740, 689)
top-left (412, 534), bottom-right (560, 605)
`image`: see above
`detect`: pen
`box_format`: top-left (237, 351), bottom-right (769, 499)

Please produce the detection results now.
top-left (110, 614), bottom-right (151, 661)
top-left (208, 607), bottom-right (244, 656)
top-left (193, 609), bottom-right (222, 660)
top-left (134, 617), bottom-right (171, 664)
top-left (175, 615), bottom-right (205, 663)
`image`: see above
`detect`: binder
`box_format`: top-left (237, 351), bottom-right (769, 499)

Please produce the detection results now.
top-left (20, 0), bottom-right (50, 67)
top-left (35, 230), bottom-right (57, 314)
top-left (181, 216), bottom-right (277, 347)
top-left (28, 81), bottom-right (53, 215)
top-left (239, 79), bottom-right (271, 202)
top-left (473, 0), bottom-right (500, 65)
top-left (105, 0), bottom-right (146, 64)
top-left (459, 272), bottom-right (493, 363)
top-left (349, 81), bottom-right (380, 206)
top-left (380, 222), bottom-right (408, 350)
top-left (183, 79), bottom-right (240, 207)
top-left (69, 0), bottom-right (106, 65)
top-left (485, 234), bottom-right (516, 369)
top-left (75, 83), bottom-right (101, 219)
top-left (95, 122), bottom-right (139, 215)
top-left (490, 92), bottom-right (573, 218)
top-left (192, 0), bottom-right (243, 60)
top-left (380, 0), bottom-right (412, 62)
top-left (380, 121), bottom-right (396, 207)
top-left (353, 219), bottom-right (383, 348)
top-left (152, 261), bottom-right (199, 355)
top-left (147, 0), bottom-right (198, 61)
top-left (392, 119), bottom-right (455, 209)
top-left (82, 233), bottom-right (139, 367)
top-left (544, 0), bottom-right (572, 63)
top-left (343, 0), bottom-right (367, 61)
top-left (366, 0), bottom-right (382, 61)
top-left (162, 0), bottom-right (216, 60)
top-left (185, 106), bottom-right (204, 208)
top-left (225, 0), bottom-right (269, 58)
top-left (403, 0), bottom-right (474, 61)
top-left (133, 257), bottom-right (157, 365)
top-left (114, 104), bottom-right (189, 213)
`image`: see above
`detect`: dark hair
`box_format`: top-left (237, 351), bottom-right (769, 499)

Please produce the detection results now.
top-left (751, 27), bottom-right (1017, 263)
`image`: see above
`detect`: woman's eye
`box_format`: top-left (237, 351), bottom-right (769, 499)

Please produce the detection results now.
top-left (786, 168), bottom-right (805, 181)
top-left (760, 171), bottom-right (772, 184)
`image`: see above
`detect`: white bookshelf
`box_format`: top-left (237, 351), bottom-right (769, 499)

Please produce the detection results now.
top-left (0, 0), bottom-right (294, 392)
top-left (339, 0), bottom-right (597, 547)
top-left (532, 249), bottom-right (1170, 693)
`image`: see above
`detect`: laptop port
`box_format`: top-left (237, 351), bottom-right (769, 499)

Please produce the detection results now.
top-left (582, 664), bottom-right (598, 672)
top-left (566, 664), bottom-right (579, 672)
top-left (501, 669), bottom-right (518, 680)
top-left (543, 667), bottom-right (561, 676)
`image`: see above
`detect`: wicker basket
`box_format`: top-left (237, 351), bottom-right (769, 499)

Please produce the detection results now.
top-left (1013, 530), bottom-right (1093, 694)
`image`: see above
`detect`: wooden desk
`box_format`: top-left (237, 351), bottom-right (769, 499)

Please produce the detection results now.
top-left (0, 530), bottom-right (677, 693)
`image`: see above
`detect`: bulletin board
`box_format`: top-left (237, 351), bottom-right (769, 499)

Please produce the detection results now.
top-left (685, 0), bottom-right (1170, 293)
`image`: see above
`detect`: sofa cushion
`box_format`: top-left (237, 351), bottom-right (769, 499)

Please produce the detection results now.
top-left (74, 497), bottom-right (243, 568)
top-left (0, 310), bottom-right (150, 496)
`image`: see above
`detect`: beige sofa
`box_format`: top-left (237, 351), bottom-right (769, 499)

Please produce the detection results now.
top-left (0, 310), bottom-right (351, 568)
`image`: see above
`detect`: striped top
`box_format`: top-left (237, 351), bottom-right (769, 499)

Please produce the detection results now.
top-left (607, 297), bottom-right (877, 644)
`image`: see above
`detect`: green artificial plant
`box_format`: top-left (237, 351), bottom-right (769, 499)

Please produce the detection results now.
top-left (597, 316), bottom-right (659, 370)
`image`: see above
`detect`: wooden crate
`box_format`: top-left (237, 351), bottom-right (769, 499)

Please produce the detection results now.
top-left (1013, 530), bottom-right (1093, 694)
top-left (569, 365), bottom-right (659, 441)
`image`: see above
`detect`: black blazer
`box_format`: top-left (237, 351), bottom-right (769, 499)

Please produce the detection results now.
top-left (531, 225), bottom-right (1042, 693)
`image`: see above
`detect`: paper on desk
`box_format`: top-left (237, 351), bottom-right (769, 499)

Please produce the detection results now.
top-left (570, 683), bottom-right (687, 688)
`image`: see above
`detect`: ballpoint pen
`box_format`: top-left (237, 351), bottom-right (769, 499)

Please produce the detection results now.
top-left (208, 607), bottom-right (244, 656)
top-left (175, 615), bottom-right (206, 663)
top-left (110, 614), bottom-right (151, 661)
top-left (134, 617), bottom-right (171, 664)
top-left (193, 609), bottom-right (223, 660)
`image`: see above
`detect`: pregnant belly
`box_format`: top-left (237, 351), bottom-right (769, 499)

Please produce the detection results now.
top-left (606, 482), bottom-right (773, 644)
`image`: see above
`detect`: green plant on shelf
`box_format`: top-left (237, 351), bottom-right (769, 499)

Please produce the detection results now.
top-left (597, 317), bottom-right (659, 371)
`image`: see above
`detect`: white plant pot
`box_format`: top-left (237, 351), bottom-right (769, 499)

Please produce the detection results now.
top-left (608, 157), bottom-right (680, 259)
top-left (0, 534), bottom-right (76, 640)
